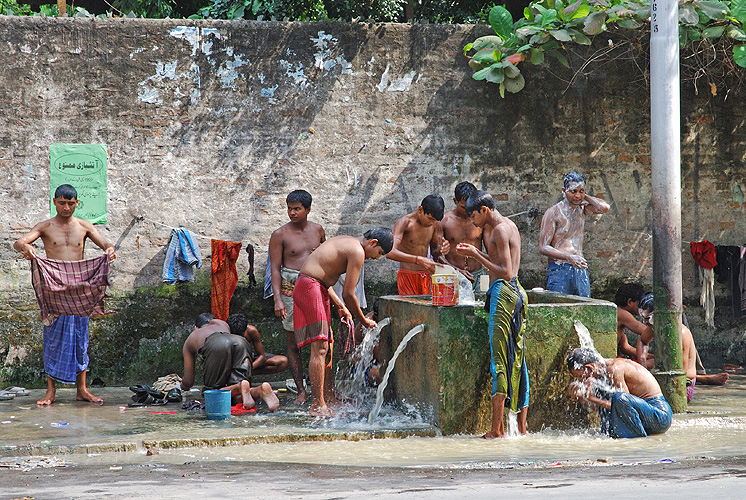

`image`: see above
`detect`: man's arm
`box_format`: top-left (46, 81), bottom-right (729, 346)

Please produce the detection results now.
top-left (583, 194), bottom-right (610, 215)
top-left (568, 380), bottom-right (612, 410)
top-left (13, 224), bottom-right (44, 260)
top-left (341, 254), bottom-right (373, 327)
top-left (84, 221), bottom-right (116, 262)
top-left (268, 229), bottom-right (286, 319)
top-left (245, 325), bottom-right (266, 371)
top-left (386, 218), bottom-right (438, 273)
top-left (180, 340), bottom-right (196, 391)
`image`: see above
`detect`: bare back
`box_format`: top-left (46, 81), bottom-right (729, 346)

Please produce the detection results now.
top-left (608, 358), bottom-right (663, 400)
top-left (681, 325), bottom-right (697, 379)
top-left (183, 319), bottom-right (231, 356)
top-left (300, 236), bottom-right (365, 288)
top-left (539, 200), bottom-right (585, 262)
top-left (441, 210), bottom-right (482, 272)
top-left (484, 215), bottom-right (521, 282)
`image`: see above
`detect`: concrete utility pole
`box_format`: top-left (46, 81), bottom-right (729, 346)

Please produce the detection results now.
top-left (650, 0), bottom-right (687, 412)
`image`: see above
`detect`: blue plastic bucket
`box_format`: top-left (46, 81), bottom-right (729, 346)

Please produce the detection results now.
top-left (203, 389), bottom-right (231, 420)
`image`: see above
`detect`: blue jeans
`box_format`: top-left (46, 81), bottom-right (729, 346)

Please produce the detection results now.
top-left (609, 393), bottom-right (672, 438)
top-left (546, 261), bottom-right (590, 297)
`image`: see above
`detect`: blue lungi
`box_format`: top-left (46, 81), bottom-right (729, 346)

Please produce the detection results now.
top-left (608, 393), bottom-right (672, 438)
top-left (43, 315), bottom-right (90, 384)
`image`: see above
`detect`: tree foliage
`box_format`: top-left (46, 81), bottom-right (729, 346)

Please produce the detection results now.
top-left (465, 1), bottom-right (746, 96)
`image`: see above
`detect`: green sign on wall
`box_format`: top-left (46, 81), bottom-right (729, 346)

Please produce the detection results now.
top-left (49, 143), bottom-right (108, 224)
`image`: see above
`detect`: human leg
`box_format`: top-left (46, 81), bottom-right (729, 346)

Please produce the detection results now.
top-left (75, 370), bottom-right (103, 403)
top-left (37, 376), bottom-right (56, 406)
top-left (573, 267), bottom-right (591, 297)
top-left (308, 339), bottom-right (333, 416)
top-left (610, 393), bottom-right (672, 438)
top-left (286, 331), bottom-right (307, 404)
top-left (696, 372), bottom-right (729, 385)
top-left (483, 394), bottom-right (506, 439)
top-left (252, 352), bottom-right (289, 375)
top-left (249, 382), bottom-right (280, 412)
top-left (225, 380), bottom-right (256, 409)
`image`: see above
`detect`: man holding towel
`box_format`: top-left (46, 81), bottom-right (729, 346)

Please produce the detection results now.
top-left (14, 184), bottom-right (115, 405)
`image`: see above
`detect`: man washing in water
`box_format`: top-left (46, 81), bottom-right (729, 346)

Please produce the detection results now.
top-left (456, 190), bottom-right (529, 438)
top-left (539, 172), bottom-right (609, 297)
top-left (386, 194), bottom-right (449, 295)
top-left (566, 347), bottom-right (672, 438)
top-left (13, 184), bottom-right (115, 406)
top-left (294, 227), bottom-right (393, 417)
top-left (181, 313), bottom-right (279, 411)
top-left (268, 189), bottom-right (325, 404)
top-left (439, 181), bottom-right (485, 291)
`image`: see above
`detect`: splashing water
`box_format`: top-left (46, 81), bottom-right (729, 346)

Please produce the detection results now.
top-left (337, 318), bottom-right (391, 405)
top-left (368, 323), bottom-right (426, 423)
top-left (571, 320), bottom-right (618, 401)
top-left (573, 320), bottom-right (595, 350)
top-left (505, 411), bottom-right (521, 438)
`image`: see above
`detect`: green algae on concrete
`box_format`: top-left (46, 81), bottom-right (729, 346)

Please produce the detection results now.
top-left (378, 291), bottom-right (617, 435)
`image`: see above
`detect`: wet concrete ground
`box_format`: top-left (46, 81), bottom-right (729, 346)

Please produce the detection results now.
top-left (2, 379), bottom-right (746, 498)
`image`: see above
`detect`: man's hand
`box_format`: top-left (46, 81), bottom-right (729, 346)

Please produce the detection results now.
top-left (567, 254), bottom-right (587, 269)
top-left (274, 299), bottom-right (287, 320)
top-left (419, 257), bottom-right (438, 274)
top-left (439, 238), bottom-right (451, 256)
top-left (338, 305), bottom-right (353, 323)
top-left (363, 317), bottom-right (377, 329)
top-left (106, 246), bottom-right (116, 263)
top-left (567, 381), bottom-right (588, 400)
top-left (20, 244), bottom-right (37, 261)
top-left (455, 242), bottom-right (478, 257)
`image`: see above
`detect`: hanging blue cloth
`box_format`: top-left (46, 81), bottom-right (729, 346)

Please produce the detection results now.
top-left (162, 228), bottom-right (203, 284)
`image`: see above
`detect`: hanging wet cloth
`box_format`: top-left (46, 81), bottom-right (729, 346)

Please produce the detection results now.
top-left (211, 239), bottom-right (242, 321)
top-left (162, 227), bottom-right (203, 284)
top-left (690, 241), bottom-right (716, 328)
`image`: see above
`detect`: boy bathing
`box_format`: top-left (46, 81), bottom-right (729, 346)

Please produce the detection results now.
top-left (13, 184), bottom-right (115, 405)
top-left (294, 227), bottom-right (393, 417)
top-left (439, 181), bottom-right (485, 291)
top-left (268, 189), bottom-right (325, 403)
top-left (387, 194), bottom-right (449, 295)
top-left (456, 190), bottom-right (529, 438)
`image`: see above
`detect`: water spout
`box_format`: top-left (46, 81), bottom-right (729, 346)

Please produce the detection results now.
top-left (368, 323), bottom-right (426, 423)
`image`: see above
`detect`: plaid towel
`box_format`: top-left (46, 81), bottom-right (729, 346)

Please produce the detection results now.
top-left (162, 228), bottom-right (203, 284)
top-left (31, 255), bottom-right (110, 326)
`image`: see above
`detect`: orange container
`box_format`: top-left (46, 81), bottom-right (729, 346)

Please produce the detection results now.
top-left (432, 274), bottom-right (459, 306)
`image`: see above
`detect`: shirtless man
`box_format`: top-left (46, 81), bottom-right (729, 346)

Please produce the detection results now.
top-left (637, 293), bottom-right (728, 403)
top-left (268, 189), bottom-right (325, 404)
top-left (439, 181), bottom-right (484, 291)
top-left (566, 347), bottom-right (672, 438)
top-left (13, 184), bottom-right (115, 406)
top-left (181, 313), bottom-right (279, 411)
top-left (539, 172), bottom-right (609, 297)
top-left (226, 313), bottom-right (288, 375)
top-left (455, 190), bottom-right (529, 438)
top-left (614, 283), bottom-right (654, 369)
top-left (294, 227), bottom-right (393, 416)
top-left (387, 194), bottom-right (449, 296)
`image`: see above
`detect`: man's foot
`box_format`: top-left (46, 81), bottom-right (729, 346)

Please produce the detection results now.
top-left (37, 389), bottom-right (55, 406)
top-left (723, 364), bottom-right (743, 373)
top-left (698, 372), bottom-right (729, 386)
top-left (293, 390), bottom-right (308, 405)
top-left (481, 431), bottom-right (505, 439)
top-left (258, 382), bottom-right (280, 412)
top-left (240, 380), bottom-right (256, 410)
top-left (76, 388), bottom-right (103, 403)
top-left (309, 404), bottom-right (336, 417)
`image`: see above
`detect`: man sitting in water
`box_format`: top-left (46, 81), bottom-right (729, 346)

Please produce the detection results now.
top-left (180, 313), bottom-right (279, 411)
top-left (566, 347), bottom-right (672, 438)
top-left (637, 293), bottom-right (728, 403)
top-left (294, 227), bottom-right (393, 417)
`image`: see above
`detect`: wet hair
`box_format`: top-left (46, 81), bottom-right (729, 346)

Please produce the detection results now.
top-left (286, 190), bottom-right (312, 209)
top-left (454, 181), bottom-right (477, 203)
top-left (464, 190), bottom-right (495, 216)
top-left (364, 227), bottom-right (394, 254)
top-left (563, 172), bottom-right (586, 190)
top-left (420, 194), bottom-right (445, 221)
top-left (226, 313), bottom-right (248, 336)
top-left (54, 184), bottom-right (78, 200)
top-left (195, 312), bottom-right (215, 328)
top-left (566, 347), bottom-right (603, 372)
top-left (614, 283), bottom-right (645, 308)
top-left (638, 292), bottom-right (654, 313)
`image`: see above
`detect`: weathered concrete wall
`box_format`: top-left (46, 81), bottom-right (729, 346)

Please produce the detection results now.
top-left (2, 16), bottom-right (746, 384)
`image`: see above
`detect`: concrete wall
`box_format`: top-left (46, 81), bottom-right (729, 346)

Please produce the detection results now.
top-left (2, 16), bottom-right (746, 383)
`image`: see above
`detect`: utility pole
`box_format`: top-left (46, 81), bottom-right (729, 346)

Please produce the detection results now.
top-left (650, 0), bottom-right (687, 412)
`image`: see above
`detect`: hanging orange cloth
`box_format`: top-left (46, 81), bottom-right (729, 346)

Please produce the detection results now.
top-left (211, 239), bottom-right (242, 321)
